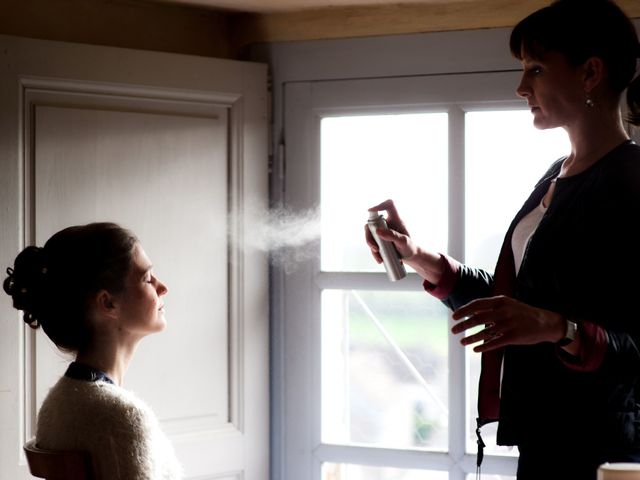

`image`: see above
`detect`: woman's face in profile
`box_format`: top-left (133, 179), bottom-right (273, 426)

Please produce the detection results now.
top-left (516, 50), bottom-right (586, 130)
top-left (116, 243), bottom-right (168, 337)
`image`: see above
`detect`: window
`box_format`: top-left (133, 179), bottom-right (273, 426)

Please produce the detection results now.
top-left (281, 72), bottom-right (569, 480)
top-left (320, 113), bottom-right (449, 453)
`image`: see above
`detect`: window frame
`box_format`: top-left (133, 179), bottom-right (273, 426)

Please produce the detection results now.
top-left (264, 22), bottom-right (639, 480)
top-left (280, 72), bottom-right (527, 480)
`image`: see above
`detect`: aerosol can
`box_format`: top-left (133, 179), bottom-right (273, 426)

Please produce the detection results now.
top-left (367, 211), bottom-right (407, 282)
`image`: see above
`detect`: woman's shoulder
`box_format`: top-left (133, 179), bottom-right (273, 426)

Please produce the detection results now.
top-left (602, 141), bottom-right (640, 181)
top-left (588, 141), bottom-right (640, 207)
top-left (38, 377), bottom-right (183, 479)
top-left (607, 140), bottom-right (640, 166)
top-left (41, 376), bottom-right (157, 433)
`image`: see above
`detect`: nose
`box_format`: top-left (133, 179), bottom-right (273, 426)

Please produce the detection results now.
top-left (157, 279), bottom-right (168, 296)
top-left (516, 74), bottom-right (531, 99)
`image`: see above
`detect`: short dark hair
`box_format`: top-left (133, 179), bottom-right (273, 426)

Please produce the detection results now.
top-left (3, 223), bottom-right (138, 353)
top-left (510, 0), bottom-right (640, 124)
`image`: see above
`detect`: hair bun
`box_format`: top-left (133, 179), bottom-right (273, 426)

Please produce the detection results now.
top-left (3, 246), bottom-right (50, 328)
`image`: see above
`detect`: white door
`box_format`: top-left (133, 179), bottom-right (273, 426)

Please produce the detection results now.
top-left (0, 34), bottom-right (269, 480)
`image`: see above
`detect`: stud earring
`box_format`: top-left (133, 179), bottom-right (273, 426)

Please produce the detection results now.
top-left (585, 96), bottom-right (595, 108)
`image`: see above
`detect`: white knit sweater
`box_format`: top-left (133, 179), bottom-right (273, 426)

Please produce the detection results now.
top-left (36, 376), bottom-right (183, 480)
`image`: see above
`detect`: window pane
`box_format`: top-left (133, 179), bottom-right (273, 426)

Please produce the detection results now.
top-left (321, 113), bottom-right (448, 272)
top-left (464, 110), bottom-right (570, 455)
top-left (323, 463), bottom-right (448, 480)
top-left (322, 290), bottom-right (449, 450)
top-left (465, 110), bottom-right (570, 270)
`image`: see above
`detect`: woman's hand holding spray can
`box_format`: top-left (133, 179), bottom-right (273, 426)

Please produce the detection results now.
top-left (367, 211), bottom-right (407, 282)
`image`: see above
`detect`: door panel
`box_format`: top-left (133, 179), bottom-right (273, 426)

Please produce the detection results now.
top-left (34, 104), bottom-right (229, 430)
top-left (0, 34), bottom-right (268, 480)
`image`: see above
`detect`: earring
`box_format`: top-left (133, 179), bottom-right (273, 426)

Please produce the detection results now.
top-left (585, 95), bottom-right (595, 108)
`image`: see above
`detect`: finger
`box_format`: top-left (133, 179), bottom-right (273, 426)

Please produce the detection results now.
top-left (368, 199), bottom-right (397, 215)
top-left (451, 317), bottom-right (482, 335)
top-left (376, 228), bottom-right (413, 260)
top-left (452, 296), bottom-right (507, 320)
top-left (369, 200), bottom-right (410, 236)
top-left (451, 312), bottom-right (496, 334)
top-left (364, 224), bottom-right (379, 251)
top-left (472, 334), bottom-right (509, 353)
top-left (461, 327), bottom-right (501, 347)
top-left (376, 227), bottom-right (400, 242)
top-left (364, 225), bottom-right (383, 264)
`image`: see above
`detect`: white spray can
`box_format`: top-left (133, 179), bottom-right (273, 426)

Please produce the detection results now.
top-left (367, 211), bottom-right (407, 282)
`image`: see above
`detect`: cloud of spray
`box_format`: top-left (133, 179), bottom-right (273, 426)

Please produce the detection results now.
top-left (230, 203), bottom-right (322, 274)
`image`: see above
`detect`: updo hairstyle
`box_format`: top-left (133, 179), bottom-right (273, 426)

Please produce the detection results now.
top-left (509, 0), bottom-right (640, 125)
top-left (3, 223), bottom-right (138, 353)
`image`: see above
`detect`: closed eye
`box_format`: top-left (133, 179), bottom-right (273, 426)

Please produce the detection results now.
top-left (142, 267), bottom-right (153, 283)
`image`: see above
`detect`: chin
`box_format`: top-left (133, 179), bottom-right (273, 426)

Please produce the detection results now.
top-left (532, 118), bottom-right (556, 130)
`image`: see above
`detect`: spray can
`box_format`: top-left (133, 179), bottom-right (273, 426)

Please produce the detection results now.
top-left (367, 211), bottom-right (407, 282)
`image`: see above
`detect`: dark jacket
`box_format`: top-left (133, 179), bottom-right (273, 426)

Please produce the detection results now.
top-left (444, 140), bottom-right (640, 457)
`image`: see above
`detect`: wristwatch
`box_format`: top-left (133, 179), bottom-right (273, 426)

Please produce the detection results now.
top-left (557, 318), bottom-right (578, 346)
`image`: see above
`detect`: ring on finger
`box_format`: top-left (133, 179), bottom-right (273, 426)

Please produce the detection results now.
top-left (485, 328), bottom-right (500, 339)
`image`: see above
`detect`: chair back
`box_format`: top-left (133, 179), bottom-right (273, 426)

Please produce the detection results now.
top-left (23, 439), bottom-right (94, 480)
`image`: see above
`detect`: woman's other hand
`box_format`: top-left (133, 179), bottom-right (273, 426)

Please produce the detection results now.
top-left (450, 295), bottom-right (566, 352)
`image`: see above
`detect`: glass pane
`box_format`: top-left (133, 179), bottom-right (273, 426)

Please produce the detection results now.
top-left (465, 110), bottom-right (570, 270)
top-left (322, 290), bottom-right (449, 450)
top-left (321, 113), bottom-right (448, 272)
top-left (467, 351), bottom-right (518, 458)
top-left (464, 110), bottom-right (570, 455)
top-left (323, 463), bottom-right (448, 480)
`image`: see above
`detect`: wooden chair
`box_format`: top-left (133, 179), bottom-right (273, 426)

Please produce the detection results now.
top-left (23, 439), bottom-right (94, 480)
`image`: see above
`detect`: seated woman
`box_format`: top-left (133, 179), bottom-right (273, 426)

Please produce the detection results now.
top-left (3, 222), bottom-right (182, 480)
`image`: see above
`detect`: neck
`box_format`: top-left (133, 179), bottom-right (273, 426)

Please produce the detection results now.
top-left (75, 334), bottom-right (141, 386)
top-left (560, 107), bottom-right (629, 177)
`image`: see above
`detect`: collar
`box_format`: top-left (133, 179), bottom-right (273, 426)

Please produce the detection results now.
top-left (65, 361), bottom-right (115, 385)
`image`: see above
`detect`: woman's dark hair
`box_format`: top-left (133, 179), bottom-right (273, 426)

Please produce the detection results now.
top-left (3, 223), bottom-right (138, 353)
top-left (510, 0), bottom-right (640, 125)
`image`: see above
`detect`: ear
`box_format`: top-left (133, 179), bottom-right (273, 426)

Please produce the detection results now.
top-left (583, 56), bottom-right (605, 94)
top-left (94, 289), bottom-right (119, 319)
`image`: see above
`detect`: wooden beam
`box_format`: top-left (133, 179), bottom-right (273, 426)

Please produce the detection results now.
top-left (2, 0), bottom-right (234, 58)
top-left (232, 0), bottom-right (640, 49)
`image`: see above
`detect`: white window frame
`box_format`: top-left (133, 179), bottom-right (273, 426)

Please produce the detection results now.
top-left (262, 27), bottom-right (522, 480)
top-left (279, 71), bottom-right (527, 480)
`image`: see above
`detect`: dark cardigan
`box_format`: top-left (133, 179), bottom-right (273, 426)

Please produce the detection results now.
top-left (438, 141), bottom-right (640, 461)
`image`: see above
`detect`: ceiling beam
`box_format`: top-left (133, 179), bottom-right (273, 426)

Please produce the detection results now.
top-left (232, 0), bottom-right (640, 50)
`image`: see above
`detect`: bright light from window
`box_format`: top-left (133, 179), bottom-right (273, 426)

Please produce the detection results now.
top-left (321, 113), bottom-right (448, 272)
top-left (465, 110), bottom-right (571, 270)
top-left (321, 290), bottom-right (449, 451)
top-left (318, 108), bottom-right (571, 463)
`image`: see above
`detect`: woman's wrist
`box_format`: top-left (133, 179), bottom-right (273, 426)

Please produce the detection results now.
top-left (404, 247), bottom-right (446, 285)
top-left (555, 315), bottom-right (581, 356)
